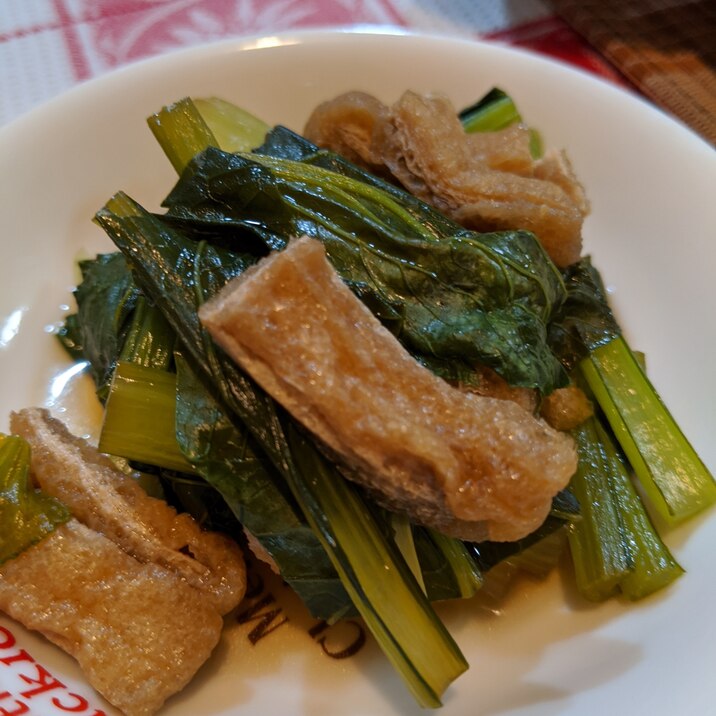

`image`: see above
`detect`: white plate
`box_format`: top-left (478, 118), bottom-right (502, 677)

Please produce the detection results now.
top-left (1, 29), bottom-right (714, 716)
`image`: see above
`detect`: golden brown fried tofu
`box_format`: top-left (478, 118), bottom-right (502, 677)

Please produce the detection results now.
top-left (200, 236), bottom-right (577, 542)
top-left (540, 384), bottom-right (593, 431)
top-left (1, 410), bottom-right (247, 715)
top-left (10, 408), bottom-right (244, 615)
top-left (0, 519), bottom-right (223, 716)
top-left (304, 90), bottom-right (589, 267)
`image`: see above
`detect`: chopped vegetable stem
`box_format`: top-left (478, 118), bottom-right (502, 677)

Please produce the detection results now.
top-left (459, 88), bottom-right (522, 133)
top-left (568, 415), bottom-right (632, 601)
top-left (285, 425), bottom-right (468, 707)
top-left (119, 295), bottom-right (176, 370)
top-left (193, 97), bottom-right (270, 153)
top-left (0, 434), bottom-right (71, 565)
top-left (392, 514), bottom-right (428, 595)
top-left (147, 97), bottom-right (218, 174)
top-left (459, 87), bottom-right (542, 156)
top-left (568, 382), bottom-right (684, 601)
top-left (505, 527), bottom-right (567, 579)
top-left (599, 418), bottom-right (684, 600)
top-left (148, 96), bottom-right (270, 174)
top-left (428, 529), bottom-right (483, 598)
top-left (581, 338), bottom-right (716, 523)
top-left (100, 361), bottom-right (196, 474)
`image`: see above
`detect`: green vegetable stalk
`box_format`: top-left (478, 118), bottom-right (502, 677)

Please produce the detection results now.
top-left (458, 87), bottom-right (542, 157)
top-left (581, 340), bottom-right (716, 524)
top-left (100, 362), bottom-right (195, 474)
top-left (568, 410), bottom-right (683, 601)
top-left (147, 96), bottom-right (269, 172)
top-left (0, 434), bottom-right (70, 565)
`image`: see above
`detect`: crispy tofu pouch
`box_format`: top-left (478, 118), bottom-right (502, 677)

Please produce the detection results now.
top-left (200, 236), bottom-right (577, 543)
top-left (0, 520), bottom-right (223, 716)
top-left (10, 408), bottom-right (244, 615)
top-left (0, 409), bottom-right (247, 716)
top-left (304, 90), bottom-right (589, 267)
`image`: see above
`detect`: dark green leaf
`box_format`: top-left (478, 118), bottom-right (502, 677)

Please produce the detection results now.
top-left (458, 87), bottom-right (523, 132)
top-left (66, 253), bottom-right (140, 400)
top-left (56, 313), bottom-right (84, 361)
top-left (549, 257), bottom-right (621, 371)
top-left (118, 294), bottom-right (177, 370)
top-left (412, 527), bottom-right (461, 602)
top-left (458, 87), bottom-right (543, 157)
top-left (467, 516), bottom-right (567, 573)
top-left (162, 143), bottom-right (568, 392)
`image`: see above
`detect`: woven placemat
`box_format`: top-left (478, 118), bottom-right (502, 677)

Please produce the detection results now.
top-left (548, 0), bottom-right (716, 145)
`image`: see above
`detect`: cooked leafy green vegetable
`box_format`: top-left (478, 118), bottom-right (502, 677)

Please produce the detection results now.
top-left (458, 86), bottom-right (542, 157)
top-left (147, 97), bottom-right (219, 175)
top-left (47, 87), bottom-right (715, 709)
top-left (58, 254), bottom-right (176, 401)
top-left (193, 97), bottom-right (271, 152)
top-left (148, 96), bottom-right (269, 173)
top-left (427, 529), bottom-right (483, 598)
top-left (0, 434), bottom-right (71, 565)
top-left (95, 192), bottom-right (468, 706)
top-left (286, 424), bottom-right (468, 706)
top-left (162, 143), bottom-right (568, 393)
top-left (100, 362), bottom-right (195, 474)
top-left (146, 98), bottom-right (572, 392)
top-left (391, 513), bottom-right (428, 595)
top-left (58, 253), bottom-right (140, 401)
top-left (459, 87), bottom-right (523, 132)
top-left (548, 257), bottom-right (622, 371)
top-left (504, 526), bottom-right (568, 579)
top-left (119, 294), bottom-right (176, 370)
top-left (568, 414), bottom-right (634, 600)
top-left (467, 515), bottom-right (569, 573)
top-left (581, 340), bottom-right (716, 523)
top-left (568, 409), bottom-right (683, 600)
top-left (174, 354), bottom-right (355, 616)
top-left (544, 230), bottom-right (715, 525)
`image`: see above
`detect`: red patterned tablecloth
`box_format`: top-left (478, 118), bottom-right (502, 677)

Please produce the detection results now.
top-left (0, 0), bottom-right (621, 126)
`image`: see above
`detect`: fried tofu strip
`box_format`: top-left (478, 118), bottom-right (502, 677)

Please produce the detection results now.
top-left (0, 519), bottom-right (223, 716)
top-left (1, 410), bottom-right (247, 715)
top-left (200, 236), bottom-right (577, 542)
top-left (10, 408), bottom-right (244, 615)
top-left (304, 90), bottom-right (589, 267)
